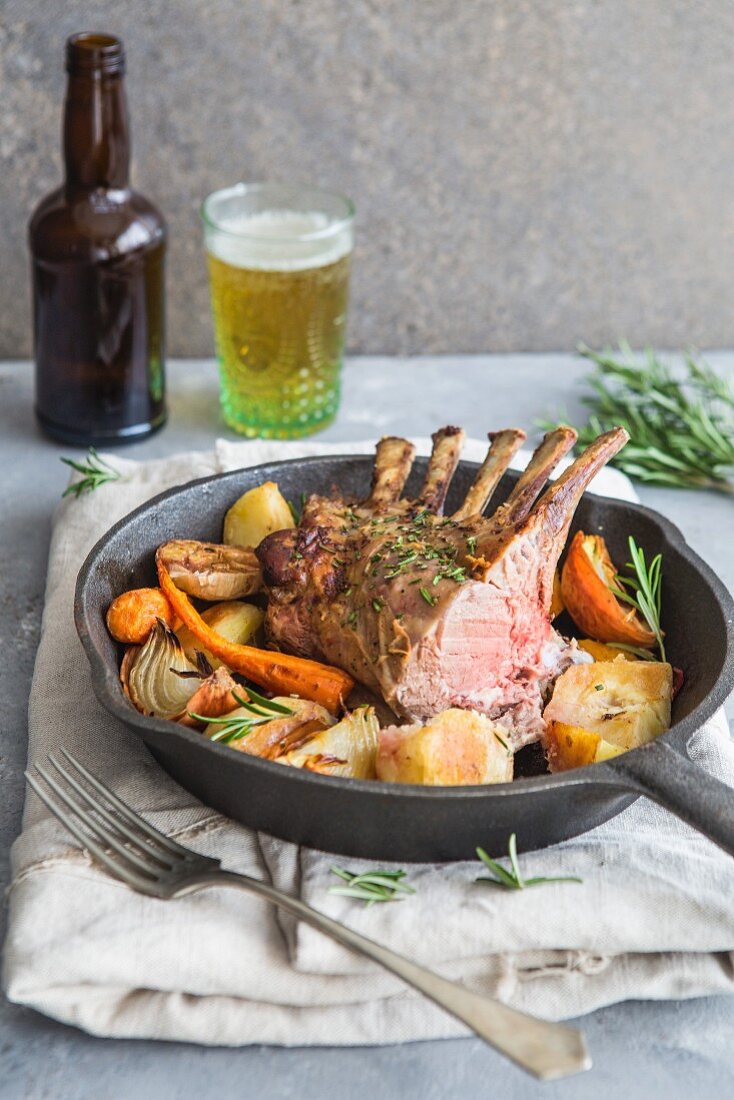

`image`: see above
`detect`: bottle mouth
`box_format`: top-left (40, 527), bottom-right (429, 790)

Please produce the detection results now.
top-left (66, 33), bottom-right (125, 75)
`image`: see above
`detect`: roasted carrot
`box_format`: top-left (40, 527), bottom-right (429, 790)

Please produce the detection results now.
top-left (107, 587), bottom-right (175, 644)
top-left (560, 531), bottom-right (656, 647)
top-left (158, 556), bottom-right (353, 712)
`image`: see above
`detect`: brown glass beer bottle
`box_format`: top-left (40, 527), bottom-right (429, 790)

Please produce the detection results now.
top-left (29, 33), bottom-right (166, 446)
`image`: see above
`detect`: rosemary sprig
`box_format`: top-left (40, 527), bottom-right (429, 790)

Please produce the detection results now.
top-left (476, 834), bottom-right (582, 890)
top-left (188, 689), bottom-right (293, 745)
top-left (288, 491), bottom-right (308, 524)
top-left (542, 342), bottom-right (734, 493)
top-left (608, 536), bottom-right (666, 661)
top-left (61, 447), bottom-right (121, 498)
top-left (328, 867), bottom-right (416, 907)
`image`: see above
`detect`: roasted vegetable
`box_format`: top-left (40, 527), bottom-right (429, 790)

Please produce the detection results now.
top-left (549, 569), bottom-right (565, 620)
top-left (176, 601), bottom-right (264, 669)
top-left (543, 659), bottom-right (672, 768)
top-left (178, 667), bottom-right (241, 728)
top-left (204, 696), bottom-right (334, 758)
top-left (282, 707), bottom-right (380, 778)
top-left (561, 532), bottom-right (656, 648)
top-left (376, 709), bottom-right (514, 786)
top-left (224, 481), bottom-right (295, 548)
top-left (106, 587), bottom-right (174, 644)
top-left (157, 539), bottom-right (262, 601)
top-left (544, 721), bottom-right (625, 771)
top-left (158, 554), bottom-right (354, 711)
top-left (577, 639), bottom-right (636, 662)
top-left (122, 619), bottom-right (200, 718)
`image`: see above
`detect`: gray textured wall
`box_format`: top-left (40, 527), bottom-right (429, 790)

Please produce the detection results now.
top-left (3, 1), bottom-right (734, 357)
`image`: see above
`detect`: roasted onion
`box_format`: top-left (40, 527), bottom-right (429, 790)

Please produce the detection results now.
top-left (123, 619), bottom-right (200, 719)
top-left (282, 706), bottom-right (380, 778)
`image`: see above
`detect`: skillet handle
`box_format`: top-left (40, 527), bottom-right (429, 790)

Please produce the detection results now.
top-left (610, 738), bottom-right (734, 858)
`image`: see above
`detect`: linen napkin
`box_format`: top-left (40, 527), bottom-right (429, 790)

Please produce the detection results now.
top-left (4, 436), bottom-right (734, 1046)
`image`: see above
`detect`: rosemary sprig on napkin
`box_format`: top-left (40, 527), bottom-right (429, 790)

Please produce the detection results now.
top-left (61, 447), bottom-right (121, 498)
top-left (543, 343), bottom-right (734, 493)
top-left (476, 834), bottom-right (582, 890)
top-left (328, 867), bottom-right (416, 906)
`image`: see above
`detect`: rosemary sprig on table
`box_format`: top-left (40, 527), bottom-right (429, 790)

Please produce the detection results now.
top-left (542, 343), bottom-right (734, 493)
top-left (189, 689), bottom-right (293, 745)
top-left (608, 536), bottom-right (666, 661)
top-left (61, 447), bottom-right (121, 498)
top-left (475, 834), bottom-right (582, 891)
top-left (328, 867), bottom-right (416, 906)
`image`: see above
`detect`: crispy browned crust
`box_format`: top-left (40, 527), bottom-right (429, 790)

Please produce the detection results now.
top-left (367, 436), bottom-right (417, 510)
top-left (530, 427), bottom-right (629, 538)
top-left (418, 426), bottom-right (466, 513)
top-left (492, 426), bottom-right (577, 528)
top-left (452, 428), bottom-right (526, 520)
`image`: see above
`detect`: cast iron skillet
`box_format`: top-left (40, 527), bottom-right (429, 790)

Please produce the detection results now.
top-left (75, 455), bottom-right (734, 862)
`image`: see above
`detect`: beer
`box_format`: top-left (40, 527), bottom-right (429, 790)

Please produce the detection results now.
top-left (29, 33), bottom-right (166, 446)
top-left (202, 186), bottom-right (354, 439)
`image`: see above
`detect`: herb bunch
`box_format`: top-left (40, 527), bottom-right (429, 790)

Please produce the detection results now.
top-left (61, 448), bottom-right (121, 498)
top-left (328, 866), bottom-right (416, 906)
top-left (189, 687), bottom-right (293, 745)
top-left (545, 343), bottom-right (734, 493)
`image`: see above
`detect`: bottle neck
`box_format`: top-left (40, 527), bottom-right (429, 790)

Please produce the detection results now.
top-left (63, 68), bottom-right (130, 193)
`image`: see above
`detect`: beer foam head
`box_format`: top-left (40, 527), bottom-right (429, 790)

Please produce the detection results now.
top-left (206, 208), bottom-right (353, 272)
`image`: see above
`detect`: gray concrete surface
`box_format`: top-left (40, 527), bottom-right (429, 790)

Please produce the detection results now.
top-left (1, 354), bottom-right (734, 1099)
top-left (4, 2), bottom-right (734, 357)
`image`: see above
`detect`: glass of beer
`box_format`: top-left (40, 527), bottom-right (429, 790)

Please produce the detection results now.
top-left (202, 182), bottom-right (354, 438)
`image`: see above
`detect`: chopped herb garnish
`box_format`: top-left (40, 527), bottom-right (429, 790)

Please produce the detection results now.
top-left (493, 730), bottom-right (509, 751)
top-left (594, 683), bottom-right (605, 691)
top-left (372, 598), bottom-right (384, 612)
top-left (419, 586), bottom-right (437, 606)
top-left (475, 834), bottom-right (582, 891)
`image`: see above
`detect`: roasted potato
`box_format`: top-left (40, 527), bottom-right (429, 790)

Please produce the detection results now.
top-left (543, 660), bottom-right (672, 769)
top-left (561, 532), bottom-right (656, 648)
top-left (106, 587), bottom-right (174, 644)
top-left (282, 706), bottom-right (380, 778)
top-left (176, 601), bottom-right (264, 669)
top-left (545, 721), bottom-right (625, 771)
top-left (376, 708), bottom-right (514, 786)
top-left (223, 481), bottom-right (295, 548)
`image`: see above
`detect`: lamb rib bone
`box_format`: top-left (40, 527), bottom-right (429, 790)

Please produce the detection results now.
top-left (257, 425), bottom-right (629, 747)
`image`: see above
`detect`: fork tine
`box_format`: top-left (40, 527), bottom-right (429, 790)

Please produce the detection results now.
top-left (25, 772), bottom-right (158, 893)
top-left (48, 754), bottom-right (175, 868)
top-left (34, 763), bottom-right (161, 880)
top-left (59, 749), bottom-right (191, 857)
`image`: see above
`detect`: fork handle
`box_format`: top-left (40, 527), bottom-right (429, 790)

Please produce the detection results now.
top-left (203, 870), bottom-right (590, 1080)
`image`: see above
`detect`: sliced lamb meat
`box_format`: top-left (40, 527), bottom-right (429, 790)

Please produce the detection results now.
top-left (257, 425), bottom-right (628, 748)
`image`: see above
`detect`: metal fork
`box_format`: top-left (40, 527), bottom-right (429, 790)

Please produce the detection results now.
top-left (26, 751), bottom-right (591, 1080)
